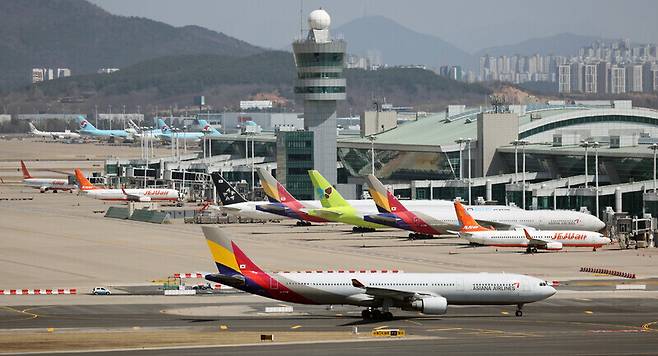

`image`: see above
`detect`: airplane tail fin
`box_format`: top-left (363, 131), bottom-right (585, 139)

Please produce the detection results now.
top-left (20, 160), bottom-right (32, 179)
top-left (210, 172), bottom-right (248, 205)
top-left (75, 115), bottom-right (96, 131)
top-left (202, 226), bottom-right (262, 277)
top-left (365, 174), bottom-right (408, 213)
top-left (454, 200), bottom-right (490, 232)
top-left (157, 119), bottom-right (170, 133)
top-left (308, 170), bottom-right (349, 208)
top-left (74, 168), bottom-right (98, 190)
top-left (256, 168), bottom-right (303, 207)
top-left (28, 122), bottom-right (39, 134)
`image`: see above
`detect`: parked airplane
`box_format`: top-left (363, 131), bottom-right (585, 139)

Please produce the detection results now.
top-left (157, 119), bottom-right (221, 144)
top-left (363, 174), bottom-right (606, 236)
top-left (74, 116), bottom-right (132, 140)
top-left (306, 170), bottom-right (387, 231)
top-left (211, 172), bottom-right (282, 221)
top-left (126, 118), bottom-right (164, 140)
top-left (257, 168), bottom-right (389, 227)
top-left (202, 226), bottom-right (556, 319)
top-left (20, 160), bottom-right (76, 193)
top-left (28, 122), bottom-right (80, 140)
top-left (454, 201), bottom-right (610, 253)
top-left (74, 168), bottom-right (179, 202)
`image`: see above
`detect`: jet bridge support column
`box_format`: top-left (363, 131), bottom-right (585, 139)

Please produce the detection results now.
top-left (485, 179), bottom-right (492, 202)
top-left (615, 187), bottom-right (622, 213)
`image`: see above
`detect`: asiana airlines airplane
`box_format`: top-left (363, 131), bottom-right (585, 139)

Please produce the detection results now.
top-left (201, 226), bottom-right (556, 320)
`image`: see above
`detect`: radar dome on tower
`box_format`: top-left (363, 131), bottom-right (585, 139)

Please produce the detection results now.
top-left (308, 8), bottom-right (331, 30)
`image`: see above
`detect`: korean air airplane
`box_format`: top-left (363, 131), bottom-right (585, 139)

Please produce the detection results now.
top-left (202, 226), bottom-right (556, 319)
top-left (157, 119), bottom-right (221, 144)
top-left (28, 122), bottom-right (80, 140)
top-left (75, 116), bottom-right (131, 140)
top-left (453, 201), bottom-right (610, 253)
top-left (20, 160), bottom-right (76, 193)
top-left (363, 174), bottom-right (606, 237)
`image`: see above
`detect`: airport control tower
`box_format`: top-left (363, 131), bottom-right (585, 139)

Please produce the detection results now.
top-left (292, 8), bottom-right (346, 186)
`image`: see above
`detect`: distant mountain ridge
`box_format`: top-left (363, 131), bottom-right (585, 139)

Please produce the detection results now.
top-left (0, 0), bottom-right (262, 91)
top-left (475, 33), bottom-right (605, 57)
top-left (335, 16), bottom-right (477, 69)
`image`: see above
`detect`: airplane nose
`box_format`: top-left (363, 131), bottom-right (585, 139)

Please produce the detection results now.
top-left (546, 286), bottom-right (557, 298)
top-left (594, 218), bottom-right (606, 231)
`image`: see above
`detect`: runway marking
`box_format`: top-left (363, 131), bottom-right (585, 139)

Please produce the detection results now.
top-left (584, 310), bottom-right (594, 314)
top-left (373, 325), bottom-right (389, 330)
top-left (290, 325), bottom-right (302, 329)
top-left (426, 328), bottom-right (463, 332)
top-left (642, 321), bottom-right (657, 332)
top-left (405, 319), bottom-right (423, 326)
top-left (501, 311), bottom-right (509, 315)
top-left (219, 325), bottom-right (228, 330)
top-left (0, 306), bottom-right (39, 321)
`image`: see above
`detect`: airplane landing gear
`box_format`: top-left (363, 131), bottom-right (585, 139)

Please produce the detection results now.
top-left (515, 304), bottom-right (523, 317)
top-left (353, 227), bottom-right (376, 233)
top-left (361, 308), bottom-right (394, 320)
top-left (525, 246), bottom-right (538, 254)
top-left (408, 233), bottom-right (433, 240)
top-left (295, 221), bottom-right (312, 226)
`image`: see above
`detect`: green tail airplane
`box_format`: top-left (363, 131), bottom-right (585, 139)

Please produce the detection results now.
top-left (307, 170), bottom-right (386, 231)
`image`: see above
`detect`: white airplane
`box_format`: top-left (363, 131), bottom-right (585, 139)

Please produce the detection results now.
top-left (453, 201), bottom-right (611, 253)
top-left (211, 172), bottom-right (283, 221)
top-left (28, 122), bottom-right (80, 140)
top-left (20, 160), bottom-right (76, 193)
top-left (363, 174), bottom-right (605, 236)
top-left (202, 226), bottom-right (556, 319)
top-left (74, 168), bottom-right (179, 202)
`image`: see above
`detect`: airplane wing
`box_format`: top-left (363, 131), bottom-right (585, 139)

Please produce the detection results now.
top-left (121, 188), bottom-right (150, 202)
top-left (351, 279), bottom-right (436, 301)
top-left (474, 219), bottom-right (521, 230)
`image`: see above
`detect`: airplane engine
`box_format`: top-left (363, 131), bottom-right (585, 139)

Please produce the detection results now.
top-left (39, 186), bottom-right (48, 193)
top-left (545, 242), bottom-right (562, 250)
top-left (410, 296), bottom-right (447, 315)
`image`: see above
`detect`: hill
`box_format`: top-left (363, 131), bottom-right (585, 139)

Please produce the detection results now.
top-left (0, 0), bottom-right (262, 91)
top-left (475, 33), bottom-right (604, 57)
top-left (3, 51), bottom-right (491, 115)
top-left (335, 16), bottom-right (476, 69)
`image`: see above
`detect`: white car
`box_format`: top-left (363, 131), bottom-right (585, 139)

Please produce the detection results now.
top-left (91, 287), bottom-right (111, 295)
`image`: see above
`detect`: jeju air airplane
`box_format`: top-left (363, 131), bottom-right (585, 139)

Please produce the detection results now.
top-left (20, 160), bottom-right (76, 193)
top-left (202, 226), bottom-right (556, 319)
top-left (453, 201), bottom-right (611, 253)
top-left (74, 168), bottom-right (179, 202)
top-left (363, 174), bottom-right (606, 238)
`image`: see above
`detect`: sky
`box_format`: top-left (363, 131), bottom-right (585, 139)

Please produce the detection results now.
top-left (89, 0), bottom-right (658, 53)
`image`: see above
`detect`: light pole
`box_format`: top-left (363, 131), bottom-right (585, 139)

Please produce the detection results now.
top-left (594, 142), bottom-right (600, 218)
top-left (511, 140), bottom-right (529, 209)
top-left (251, 133), bottom-right (255, 199)
top-left (368, 135), bottom-right (376, 175)
top-left (466, 138), bottom-right (472, 205)
top-left (580, 141), bottom-right (591, 188)
top-left (650, 143), bottom-right (658, 193)
top-left (455, 138), bottom-right (466, 180)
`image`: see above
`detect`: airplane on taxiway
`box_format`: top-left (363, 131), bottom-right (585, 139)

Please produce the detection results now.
top-left (201, 226), bottom-right (556, 319)
top-left (453, 200), bottom-right (611, 253)
top-left (20, 160), bottom-right (76, 193)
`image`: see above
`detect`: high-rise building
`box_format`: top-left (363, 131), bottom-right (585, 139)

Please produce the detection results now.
top-left (57, 68), bottom-right (71, 78)
top-left (626, 64), bottom-right (643, 92)
top-left (570, 62), bottom-right (584, 92)
top-left (558, 65), bottom-right (571, 93)
top-left (610, 66), bottom-right (626, 94)
top-left (597, 61), bottom-right (609, 94)
top-left (583, 64), bottom-right (598, 93)
top-left (291, 8), bottom-right (346, 187)
top-left (31, 68), bottom-right (45, 83)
